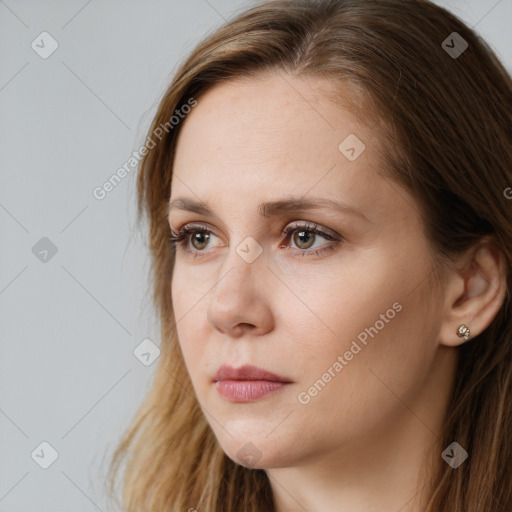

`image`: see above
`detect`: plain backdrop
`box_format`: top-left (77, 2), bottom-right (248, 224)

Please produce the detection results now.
top-left (1, 1), bottom-right (511, 510)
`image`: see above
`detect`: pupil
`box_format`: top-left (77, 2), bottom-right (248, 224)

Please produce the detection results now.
top-left (193, 232), bottom-right (208, 249)
top-left (296, 230), bottom-right (314, 249)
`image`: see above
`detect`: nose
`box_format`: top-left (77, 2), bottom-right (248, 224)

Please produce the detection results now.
top-left (206, 249), bottom-right (274, 338)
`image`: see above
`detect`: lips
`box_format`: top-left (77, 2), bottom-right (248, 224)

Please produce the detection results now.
top-left (213, 364), bottom-right (292, 402)
top-left (212, 364), bottom-right (291, 383)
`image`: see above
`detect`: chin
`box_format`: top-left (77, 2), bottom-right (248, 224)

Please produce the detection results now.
top-left (216, 432), bottom-right (303, 470)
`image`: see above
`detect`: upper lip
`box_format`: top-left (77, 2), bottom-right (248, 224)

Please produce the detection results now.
top-left (213, 364), bottom-right (292, 383)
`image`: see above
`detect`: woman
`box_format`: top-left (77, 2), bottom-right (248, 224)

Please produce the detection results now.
top-left (108, 0), bottom-right (512, 510)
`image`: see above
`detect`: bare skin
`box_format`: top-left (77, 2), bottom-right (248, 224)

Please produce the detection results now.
top-left (168, 72), bottom-right (507, 512)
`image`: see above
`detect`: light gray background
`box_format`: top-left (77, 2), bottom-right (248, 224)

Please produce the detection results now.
top-left (1, 1), bottom-right (510, 511)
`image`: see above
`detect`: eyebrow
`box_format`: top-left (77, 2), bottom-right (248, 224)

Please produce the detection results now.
top-left (168, 197), bottom-right (369, 222)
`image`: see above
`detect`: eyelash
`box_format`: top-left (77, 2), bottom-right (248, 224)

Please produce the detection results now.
top-left (168, 222), bottom-right (340, 259)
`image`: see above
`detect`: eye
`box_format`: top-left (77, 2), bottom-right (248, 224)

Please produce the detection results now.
top-left (169, 223), bottom-right (219, 253)
top-left (280, 222), bottom-right (341, 257)
top-left (168, 221), bottom-right (341, 258)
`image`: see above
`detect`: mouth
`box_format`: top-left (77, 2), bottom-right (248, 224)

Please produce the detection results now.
top-left (213, 364), bottom-right (293, 403)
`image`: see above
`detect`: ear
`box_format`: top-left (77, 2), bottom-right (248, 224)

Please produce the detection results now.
top-left (439, 237), bottom-right (508, 347)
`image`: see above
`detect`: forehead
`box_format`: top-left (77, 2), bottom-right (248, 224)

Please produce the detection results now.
top-left (173, 73), bottom-right (376, 183)
top-left (169, 72), bottom-right (411, 230)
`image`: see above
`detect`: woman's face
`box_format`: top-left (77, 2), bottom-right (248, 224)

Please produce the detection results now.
top-left (169, 72), bottom-right (453, 469)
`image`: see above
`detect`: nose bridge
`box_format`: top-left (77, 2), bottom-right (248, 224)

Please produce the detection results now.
top-left (213, 238), bottom-right (263, 305)
top-left (207, 237), bottom-right (272, 335)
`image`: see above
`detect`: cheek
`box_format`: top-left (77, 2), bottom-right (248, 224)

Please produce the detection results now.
top-left (171, 273), bottom-right (207, 371)
top-left (290, 245), bottom-right (438, 391)
top-left (288, 307), bottom-right (438, 451)
top-left (276, 251), bottom-right (399, 351)
top-left (171, 263), bottom-right (211, 325)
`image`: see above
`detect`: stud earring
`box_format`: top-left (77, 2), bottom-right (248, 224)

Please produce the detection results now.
top-left (456, 324), bottom-right (471, 342)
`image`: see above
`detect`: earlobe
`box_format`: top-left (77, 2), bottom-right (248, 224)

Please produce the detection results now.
top-left (455, 323), bottom-right (471, 342)
top-left (438, 239), bottom-right (507, 347)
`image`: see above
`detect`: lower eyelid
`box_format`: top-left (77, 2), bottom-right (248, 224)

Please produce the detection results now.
top-left (292, 243), bottom-right (337, 257)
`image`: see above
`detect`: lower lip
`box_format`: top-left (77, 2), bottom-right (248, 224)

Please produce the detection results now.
top-left (215, 379), bottom-right (290, 402)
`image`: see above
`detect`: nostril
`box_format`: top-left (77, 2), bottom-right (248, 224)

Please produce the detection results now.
top-left (233, 323), bottom-right (256, 336)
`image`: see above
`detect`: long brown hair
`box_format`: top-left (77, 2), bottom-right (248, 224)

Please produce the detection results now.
top-left (107, 1), bottom-right (512, 510)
